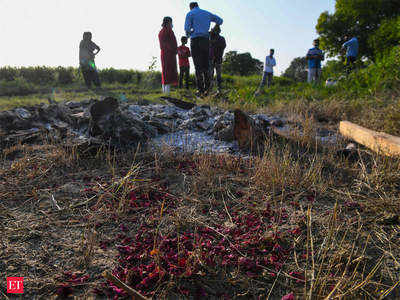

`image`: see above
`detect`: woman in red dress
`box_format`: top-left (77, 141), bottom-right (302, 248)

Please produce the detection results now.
top-left (158, 17), bottom-right (178, 95)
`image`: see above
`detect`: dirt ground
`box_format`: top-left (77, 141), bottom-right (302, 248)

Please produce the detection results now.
top-left (1, 133), bottom-right (400, 299)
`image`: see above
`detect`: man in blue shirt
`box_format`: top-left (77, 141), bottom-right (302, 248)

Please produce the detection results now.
top-left (306, 39), bottom-right (324, 83)
top-left (185, 2), bottom-right (223, 96)
top-left (342, 36), bottom-right (359, 73)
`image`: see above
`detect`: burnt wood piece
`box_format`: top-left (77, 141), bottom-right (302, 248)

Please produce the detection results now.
top-left (233, 109), bottom-right (267, 150)
top-left (160, 96), bottom-right (196, 110)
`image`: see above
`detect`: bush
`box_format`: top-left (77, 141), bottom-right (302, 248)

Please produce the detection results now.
top-left (322, 60), bottom-right (346, 80)
top-left (342, 46), bottom-right (400, 94)
top-left (99, 68), bottom-right (129, 84)
top-left (0, 77), bottom-right (36, 96)
top-left (0, 67), bottom-right (18, 81)
top-left (19, 66), bottom-right (56, 85)
top-left (283, 57), bottom-right (308, 82)
top-left (274, 76), bottom-right (294, 87)
top-left (222, 51), bottom-right (263, 76)
top-left (99, 68), bottom-right (140, 84)
top-left (141, 71), bottom-right (162, 90)
top-left (56, 67), bottom-right (75, 85)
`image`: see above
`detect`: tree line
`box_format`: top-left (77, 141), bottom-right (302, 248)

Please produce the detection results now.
top-left (222, 0), bottom-right (400, 81)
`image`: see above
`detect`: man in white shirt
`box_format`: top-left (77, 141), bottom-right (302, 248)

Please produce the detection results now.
top-left (256, 49), bottom-right (276, 95)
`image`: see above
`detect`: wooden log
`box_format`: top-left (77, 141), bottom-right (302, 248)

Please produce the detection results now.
top-left (339, 121), bottom-right (400, 157)
top-left (102, 270), bottom-right (150, 300)
top-left (160, 96), bottom-right (196, 110)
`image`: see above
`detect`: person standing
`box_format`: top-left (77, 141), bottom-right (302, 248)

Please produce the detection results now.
top-left (342, 36), bottom-right (359, 74)
top-left (256, 49), bottom-right (276, 94)
top-left (306, 39), bottom-right (324, 83)
top-left (79, 32), bottom-right (101, 89)
top-left (159, 17), bottom-right (178, 95)
top-left (177, 36), bottom-right (191, 89)
top-left (209, 25), bottom-right (226, 93)
top-left (185, 2), bottom-right (223, 96)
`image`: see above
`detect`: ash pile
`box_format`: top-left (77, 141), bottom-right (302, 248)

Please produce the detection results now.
top-left (0, 96), bottom-right (300, 154)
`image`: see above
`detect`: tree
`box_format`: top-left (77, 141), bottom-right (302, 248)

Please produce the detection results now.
top-left (222, 51), bottom-right (263, 76)
top-left (283, 57), bottom-right (307, 82)
top-left (316, 0), bottom-right (400, 60)
top-left (368, 16), bottom-right (400, 58)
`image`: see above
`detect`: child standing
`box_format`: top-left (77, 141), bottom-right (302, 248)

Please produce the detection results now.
top-left (177, 36), bottom-right (191, 89)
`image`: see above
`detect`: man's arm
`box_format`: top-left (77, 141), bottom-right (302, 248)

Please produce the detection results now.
top-left (93, 42), bottom-right (101, 55)
top-left (265, 57), bottom-right (271, 67)
top-left (210, 13), bottom-right (223, 25)
top-left (342, 40), bottom-right (350, 49)
top-left (272, 58), bottom-right (276, 67)
top-left (184, 13), bottom-right (192, 37)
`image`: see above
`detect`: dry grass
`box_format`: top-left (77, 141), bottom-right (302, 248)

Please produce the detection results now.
top-left (0, 128), bottom-right (399, 299)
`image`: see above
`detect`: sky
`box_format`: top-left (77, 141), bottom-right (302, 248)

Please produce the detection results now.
top-left (0, 0), bottom-right (336, 75)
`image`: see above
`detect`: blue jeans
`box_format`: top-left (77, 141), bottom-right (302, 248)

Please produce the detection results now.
top-left (260, 72), bottom-right (273, 88)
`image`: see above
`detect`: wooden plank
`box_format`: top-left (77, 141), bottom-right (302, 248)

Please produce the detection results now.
top-left (339, 121), bottom-right (400, 157)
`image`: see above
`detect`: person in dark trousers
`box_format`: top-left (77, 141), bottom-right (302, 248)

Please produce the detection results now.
top-left (342, 36), bottom-right (359, 74)
top-left (177, 36), bottom-right (191, 89)
top-left (209, 25), bottom-right (226, 92)
top-left (185, 2), bottom-right (223, 96)
top-left (79, 32), bottom-right (101, 89)
top-left (306, 39), bottom-right (324, 83)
